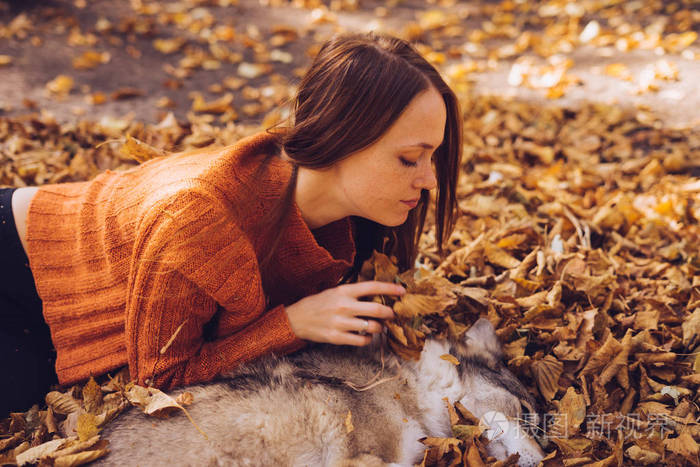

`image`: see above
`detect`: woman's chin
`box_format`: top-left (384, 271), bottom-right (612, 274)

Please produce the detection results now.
top-left (370, 212), bottom-right (410, 227)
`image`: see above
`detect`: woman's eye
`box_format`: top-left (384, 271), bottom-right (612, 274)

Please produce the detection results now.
top-left (399, 157), bottom-right (417, 167)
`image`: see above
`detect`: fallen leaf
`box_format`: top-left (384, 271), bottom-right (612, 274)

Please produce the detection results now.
top-left (440, 354), bottom-right (460, 366)
top-left (345, 410), bottom-right (354, 434)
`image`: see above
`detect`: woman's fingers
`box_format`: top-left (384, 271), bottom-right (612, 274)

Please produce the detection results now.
top-left (340, 281), bottom-right (405, 299)
top-left (337, 332), bottom-right (373, 347)
top-left (335, 316), bottom-right (383, 334)
top-left (334, 316), bottom-right (383, 334)
top-left (352, 301), bottom-right (395, 320)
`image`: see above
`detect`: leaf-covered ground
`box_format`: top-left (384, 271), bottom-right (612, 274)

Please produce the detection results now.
top-left (1, 0), bottom-right (699, 466)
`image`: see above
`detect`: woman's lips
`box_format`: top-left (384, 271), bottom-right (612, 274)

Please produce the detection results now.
top-left (401, 199), bottom-right (419, 208)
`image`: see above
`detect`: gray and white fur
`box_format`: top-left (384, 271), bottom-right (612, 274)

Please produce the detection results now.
top-left (98, 318), bottom-right (544, 466)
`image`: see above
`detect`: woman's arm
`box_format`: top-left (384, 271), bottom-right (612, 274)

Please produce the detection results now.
top-left (124, 190), bottom-right (402, 389)
top-left (124, 190), bottom-right (304, 388)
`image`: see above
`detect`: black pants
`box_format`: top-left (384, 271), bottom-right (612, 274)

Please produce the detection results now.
top-left (0, 188), bottom-right (58, 418)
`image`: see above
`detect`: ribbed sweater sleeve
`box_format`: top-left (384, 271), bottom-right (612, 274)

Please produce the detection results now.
top-left (125, 190), bottom-right (305, 389)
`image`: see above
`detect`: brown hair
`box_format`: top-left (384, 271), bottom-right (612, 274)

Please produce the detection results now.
top-left (261, 31), bottom-right (462, 275)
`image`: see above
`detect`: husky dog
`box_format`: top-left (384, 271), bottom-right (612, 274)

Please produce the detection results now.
top-left (98, 318), bottom-right (544, 466)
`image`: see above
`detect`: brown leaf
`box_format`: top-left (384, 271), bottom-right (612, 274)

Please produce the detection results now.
top-left (531, 355), bottom-right (563, 401)
top-left (625, 445), bottom-right (662, 465)
top-left (484, 242), bottom-right (521, 269)
top-left (72, 50), bottom-right (110, 70)
top-left (465, 441), bottom-right (486, 466)
top-left (45, 391), bottom-right (81, 415)
top-left (550, 437), bottom-right (593, 457)
top-left (394, 294), bottom-right (447, 318)
top-left (119, 135), bottom-right (169, 163)
top-left (175, 392), bottom-right (194, 406)
top-left (54, 449), bottom-right (108, 467)
top-left (191, 92), bottom-right (234, 114)
top-left (664, 432), bottom-right (699, 463)
top-left (111, 87), bottom-right (144, 100)
top-left (551, 387), bottom-right (586, 437)
top-left (682, 308), bottom-right (700, 349)
top-left (124, 385), bottom-right (182, 419)
top-left (15, 439), bottom-right (66, 466)
top-left (580, 333), bottom-right (621, 377)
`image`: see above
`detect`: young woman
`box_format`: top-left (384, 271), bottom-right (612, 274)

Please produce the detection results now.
top-left (0, 31), bottom-right (462, 416)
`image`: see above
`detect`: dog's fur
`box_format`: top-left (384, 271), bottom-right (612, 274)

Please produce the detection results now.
top-left (98, 318), bottom-right (544, 466)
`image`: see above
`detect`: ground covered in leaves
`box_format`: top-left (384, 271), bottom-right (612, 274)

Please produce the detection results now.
top-left (1, 0), bottom-right (700, 466)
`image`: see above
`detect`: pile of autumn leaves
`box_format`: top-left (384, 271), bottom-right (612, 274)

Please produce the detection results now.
top-left (1, 94), bottom-right (700, 466)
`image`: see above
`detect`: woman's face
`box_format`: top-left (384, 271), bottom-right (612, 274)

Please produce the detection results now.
top-left (331, 86), bottom-right (447, 227)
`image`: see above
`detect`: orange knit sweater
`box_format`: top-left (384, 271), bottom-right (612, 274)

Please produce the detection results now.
top-left (26, 131), bottom-right (356, 389)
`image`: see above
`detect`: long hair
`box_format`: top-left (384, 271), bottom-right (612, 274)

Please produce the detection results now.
top-left (261, 31), bottom-right (462, 275)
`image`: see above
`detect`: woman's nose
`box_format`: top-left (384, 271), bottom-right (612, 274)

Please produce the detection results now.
top-left (415, 160), bottom-right (437, 190)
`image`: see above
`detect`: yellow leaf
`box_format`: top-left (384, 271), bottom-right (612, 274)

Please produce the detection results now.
top-left (81, 377), bottom-right (103, 414)
top-left (119, 135), bottom-right (169, 163)
top-left (72, 50), bottom-right (110, 70)
top-left (46, 75), bottom-right (74, 96)
top-left (604, 63), bottom-right (629, 78)
top-left (345, 410), bottom-right (354, 434)
top-left (496, 233), bottom-right (528, 249)
top-left (440, 354), bottom-right (460, 366)
top-left (191, 92), bottom-right (234, 114)
top-left (153, 37), bottom-right (186, 54)
top-left (76, 412), bottom-right (100, 441)
top-left (452, 424), bottom-right (482, 442)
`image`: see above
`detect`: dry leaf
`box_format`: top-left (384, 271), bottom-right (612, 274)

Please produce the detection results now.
top-left (46, 391), bottom-right (81, 415)
top-left (54, 449), bottom-right (108, 467)
top-left (625, 445), bottom-right (661, 465)
top-left (532, 355), bottom-right (563, 401)
top-left (345, 410), bottom-right (354, 434)
top-left (46, 75), bottom-right (74, 96)
top-left (15, 439), bottom-right (66, 466)
top-left (124, 385), bottom-right (183, 419)
top-left (175, 392), bottom-right (194, 406)
top-left (76, 412), bottom-right (100, 441)
top-left (81, 377), bottom-right (103, 414)
top-left (119, 135), bottom-right (169, 163)
top-left (664, 432), bottom-right (699, 462)
top-left (440, 354), bottom-right (460, 366)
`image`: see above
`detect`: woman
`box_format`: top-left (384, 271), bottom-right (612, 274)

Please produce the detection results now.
top-left (1, 31), bottom-right (462, 416)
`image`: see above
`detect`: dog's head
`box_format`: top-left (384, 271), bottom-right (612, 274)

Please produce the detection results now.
top-left (451, 318), bottom-right (545, 467)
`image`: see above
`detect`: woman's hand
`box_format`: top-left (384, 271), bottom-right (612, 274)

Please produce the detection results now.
top-left (285, 281), bottom-right (406, 346)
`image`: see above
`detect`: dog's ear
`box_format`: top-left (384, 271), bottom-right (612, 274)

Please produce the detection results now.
top-left (464, 318), bottom-right (503, 360)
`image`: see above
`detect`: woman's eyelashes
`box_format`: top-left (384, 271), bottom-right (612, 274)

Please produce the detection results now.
top-left (399, 152), bottom-right (436, 168)
top-left (399, 156), bottom-right (418, 167)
